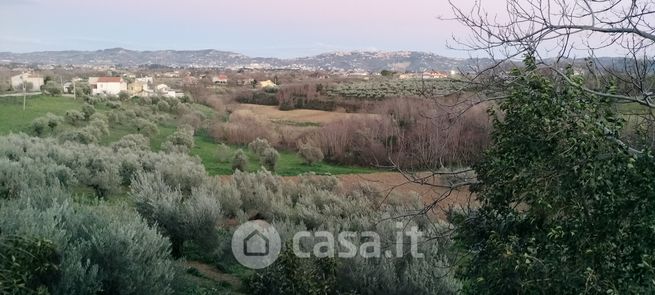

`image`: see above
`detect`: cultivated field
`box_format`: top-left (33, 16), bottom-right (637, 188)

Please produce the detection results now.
top-left (232, 103), bottom-right (379, 125)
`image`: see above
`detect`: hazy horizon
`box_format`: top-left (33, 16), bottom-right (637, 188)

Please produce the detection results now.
top-left (0, 0), bottom-right (478, 58)
top-left (0, 47), bottom-right (463, 59)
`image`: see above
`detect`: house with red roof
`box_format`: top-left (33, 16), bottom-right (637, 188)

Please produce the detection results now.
top-left (212, 74), bottom-right (228, 84)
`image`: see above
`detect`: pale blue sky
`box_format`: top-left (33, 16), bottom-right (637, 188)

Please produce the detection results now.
top-left (0, 0), bottom-right (475, 57)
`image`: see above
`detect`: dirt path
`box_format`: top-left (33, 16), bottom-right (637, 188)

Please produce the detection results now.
top-left (184, 261), bottom-right (243, 291)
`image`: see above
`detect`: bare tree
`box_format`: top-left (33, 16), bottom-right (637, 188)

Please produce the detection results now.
top-left (388, 0), bottom-right (655, 221)
top-left (449, 0), bottom-right (655, 106)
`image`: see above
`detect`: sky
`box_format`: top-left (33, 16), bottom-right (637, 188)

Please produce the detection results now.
top-left (0, 0), bottom-right (478, 58)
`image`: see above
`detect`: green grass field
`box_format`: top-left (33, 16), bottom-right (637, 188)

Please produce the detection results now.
top-left (0, 95), bottom-right (378, 176)
top-left (0, 95), bottom-right (81, 134)
top-left (192, 131), bottom-right (376, 176)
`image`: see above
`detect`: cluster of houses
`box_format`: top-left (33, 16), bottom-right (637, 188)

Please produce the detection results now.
top-left (88, 76), bottom-right (183, 98)
top-left (398, 71), bottom-right (450, 80)
top-left (8, 69), bottom-right (452, 97)
top-left (8, 72), bottom-right (184, 98)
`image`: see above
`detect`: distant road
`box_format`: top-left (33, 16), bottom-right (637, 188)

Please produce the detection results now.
top-left (0, 92), bottom-right (42, 97)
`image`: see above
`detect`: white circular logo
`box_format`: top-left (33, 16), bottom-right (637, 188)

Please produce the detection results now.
top-left (231, 220), bottom-right (281, 269)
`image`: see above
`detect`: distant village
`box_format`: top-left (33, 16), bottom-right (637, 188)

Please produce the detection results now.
top-left (2, 64), bottom-right (457, 97)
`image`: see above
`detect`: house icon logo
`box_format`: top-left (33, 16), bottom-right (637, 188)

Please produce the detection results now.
top-left (244, 230), bottom-right (269, 256)
top-left (232, 220), bottom-right (281, 269)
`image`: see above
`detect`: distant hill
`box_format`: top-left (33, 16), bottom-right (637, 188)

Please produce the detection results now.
top-left (0, 48), bottom-right (491, 71)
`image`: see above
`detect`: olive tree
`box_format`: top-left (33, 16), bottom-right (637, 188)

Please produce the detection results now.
top-left (131, 172), bottom-right (222, 258)
top-left (261, 147), bottom-right (279, 172)
top-left (248, 137), bottom-right (272, 157)
top-left (232, 149), bottom-right (248, 172)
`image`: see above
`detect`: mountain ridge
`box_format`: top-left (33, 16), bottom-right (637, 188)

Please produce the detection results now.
top-left (0, 48), bottom-right (481, 71)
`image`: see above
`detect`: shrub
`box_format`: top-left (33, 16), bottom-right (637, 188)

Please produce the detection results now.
top-left (0, 235), bottom-right (61, 294)
top-left (232, 149), bottom-right (248, 172)
top-left (83, 95), bottom-right (103, 105)
top-left (157, 100), bottom-right (170, 112)
top-left (298, 172), bottom-right (341, 193)
top-left (261, 147), bottom-right (279, 171)
top-left (30, 117), bottom-right (48, 136)
top-left (131, 172), bottom-right (222, 258)
top-left (45, 113), bottom-right (64, 132)
top-left (298, 142), bottom-right (324, 165)
top-left (216, 143), bottom-right (232, 163)
top-left (246, 246), bottom-right (337, 295)
top-left (88, 118), bottom-right (110, 138)
top-left (198, 177), bottom-right (242, 218)
top-left (179, 112), bottom-right (203, 129)
top-left (82, 103), bottom-right (96, 120)
top-left (106, 100), bottom-right (122, 109)
top-left (161, 125), bottom-right (195, 154)
top-left (88, 112), bottom-right (107, 122)
top-left (64, 110), bottom-right (85, 126)
top-left (74, 152), bottom-right (120, 198)
top-left (0, 134), bottom-right (206, 200)
top-left (58, 129), bottom-right (97, 144)
top-left (118, 91), bottom-right (130, 101)
top-left (235, 91), bottom-right (279, 105)
top-left (454, 57), bottom-right (655, 294)
top-left (106, 110), bottom-right (124, 125)
top-left (0, 190), bottom-right (176, 295)
top-left (112, 134), bottom-right (151, 152)
top-left (209, 111), bottom-right (278, 145)
top-left (248, 137), bottom-right (272, 157)
top-left (150, 153), bottom-right (207, 195)
top-left (43, 81), bottom-right (62, 96)
top-left (135, 118), bottom-right (159, 138)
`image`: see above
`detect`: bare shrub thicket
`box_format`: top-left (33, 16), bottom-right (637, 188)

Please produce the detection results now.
top-left (208, 95), bottom-right (490, 168)
top-left (376, 97), bottom-right (492, 168)
top-left (300, 97), bottom-right (492, 168)
top-left (302, 115), bottom-right (393, 166)
top-left (297, 141), bottom-right (324, 165)
top-left (209, 110), bottom-right (278, 145)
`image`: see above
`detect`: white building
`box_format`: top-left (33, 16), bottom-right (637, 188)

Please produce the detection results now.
top-left (91, 77), bottom-right (127, 96)
top-left (155, 84), bottom-right (178, 98)
top-left (257, 80), bottom-right (277, 89)
top-left (10, 73), bottom-right (44, 91)
top-left (135, 76), bottom-right (154, 84)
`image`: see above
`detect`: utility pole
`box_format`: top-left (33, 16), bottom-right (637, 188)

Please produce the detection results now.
top-left (21, 74), bottom-right (26, 111)
top-left (73, 79), bottom-right (77, 100)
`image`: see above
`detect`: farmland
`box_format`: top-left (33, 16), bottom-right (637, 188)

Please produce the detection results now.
top-left (0, 95), bottom-right (378, 177)
top-left (325, 78), bottom-right (468, 100)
